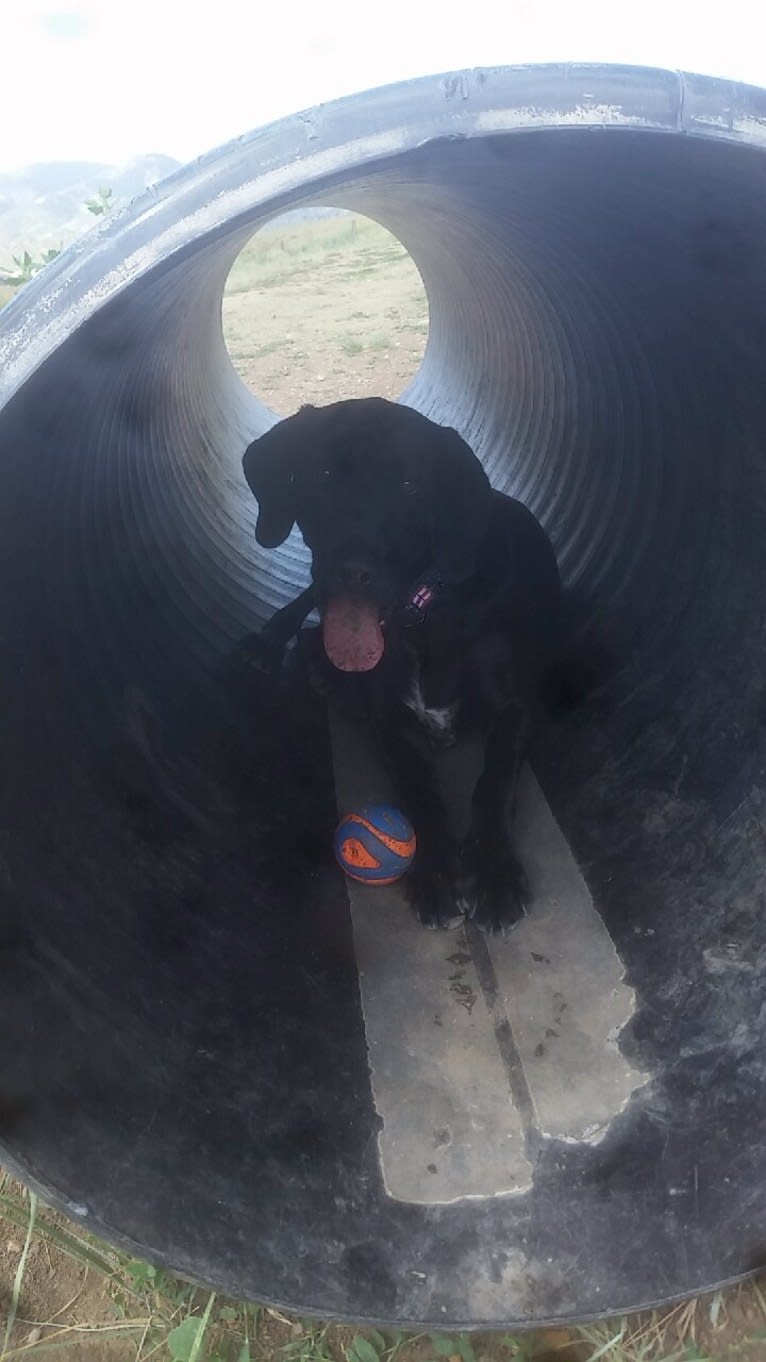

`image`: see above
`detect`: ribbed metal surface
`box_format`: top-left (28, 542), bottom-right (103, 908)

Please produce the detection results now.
top-left (2, 64), bottom-right (766, 1325)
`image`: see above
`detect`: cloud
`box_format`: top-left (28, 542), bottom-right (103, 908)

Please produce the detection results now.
top-left (0, 0), bottom-right (764, 172)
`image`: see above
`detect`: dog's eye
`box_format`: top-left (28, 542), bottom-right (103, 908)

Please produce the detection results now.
top-left (402, 480), bottom-right (418, 496)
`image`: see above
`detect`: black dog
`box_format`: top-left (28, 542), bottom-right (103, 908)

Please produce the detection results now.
top-left (241, 397), bottom-right (562, 933)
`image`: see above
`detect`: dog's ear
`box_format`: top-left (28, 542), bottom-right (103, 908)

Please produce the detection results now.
top-left (242, 408), bottom-right (314, 548)
top-left (428, 427), bottom-right (492, 583)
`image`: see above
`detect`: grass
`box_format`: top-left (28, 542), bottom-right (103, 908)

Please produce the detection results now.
top-left (2, 1191), bottom-right (37, 1354)
top-left (224, 216), bottom-right (416, 297)
top-left (223, 217), bottom-right (379, 296)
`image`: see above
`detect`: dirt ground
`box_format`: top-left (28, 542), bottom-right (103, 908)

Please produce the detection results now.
top-left (2, 214), bottom-right (766, 1361)
top-left (0, 1199), bottom-right (135, 1361)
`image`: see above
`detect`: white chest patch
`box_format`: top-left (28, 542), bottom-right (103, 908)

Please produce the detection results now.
top-left (404, 670), bottom-right (458, 740)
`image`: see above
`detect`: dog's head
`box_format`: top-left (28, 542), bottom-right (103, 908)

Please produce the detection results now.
top-left (242, 398), bottom-right (492, 671)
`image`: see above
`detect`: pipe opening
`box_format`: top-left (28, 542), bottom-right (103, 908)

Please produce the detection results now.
top-left (222, 210), bottom-right (429, 414)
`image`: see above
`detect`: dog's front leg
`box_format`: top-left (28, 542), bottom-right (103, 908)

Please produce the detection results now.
top-left (377, 710), bottom-right (463, 930)
top-left (238, 586), bottom-right (317, 674)
top-left (461, 700), bottom-right (531, 934)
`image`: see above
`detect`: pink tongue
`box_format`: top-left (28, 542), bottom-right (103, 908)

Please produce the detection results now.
top-left (322, 598), bottom-right (385, 672)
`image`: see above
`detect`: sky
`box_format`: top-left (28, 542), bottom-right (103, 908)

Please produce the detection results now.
top-left (1, 1), bottom-right (765, 172)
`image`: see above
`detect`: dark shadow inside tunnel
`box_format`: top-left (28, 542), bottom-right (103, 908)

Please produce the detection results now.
top-left (2, 82), bottom-right (766, 1324)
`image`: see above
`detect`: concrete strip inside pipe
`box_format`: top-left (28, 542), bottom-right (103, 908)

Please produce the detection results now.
top-left (1, 63), bottom-right (766, 1328)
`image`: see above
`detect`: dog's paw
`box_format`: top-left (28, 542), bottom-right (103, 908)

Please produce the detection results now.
top-left (460, 838), bottom-right (529, 936)
top-left (287, 628), bottom-right (328, 694)
top-left (404, 848), bottom-right (465, 931)
top-left (306, 656), bottom-right (330, 696)
top-left (236, 631), bottom-right (285, 676)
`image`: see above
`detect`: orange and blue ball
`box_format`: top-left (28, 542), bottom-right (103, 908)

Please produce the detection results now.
top-left (334, 804), bottom-right (417, 885)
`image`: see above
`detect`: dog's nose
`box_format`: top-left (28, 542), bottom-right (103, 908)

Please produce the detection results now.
top-left (341, 559), bottom-right (373, 589)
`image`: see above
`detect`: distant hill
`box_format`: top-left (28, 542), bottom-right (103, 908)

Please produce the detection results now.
top-left (0, 154), bottom-right (181, 258)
